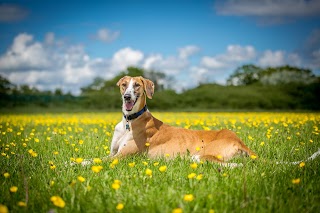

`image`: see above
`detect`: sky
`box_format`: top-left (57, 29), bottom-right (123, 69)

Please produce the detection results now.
top-left (0, 0), bottom-right (319, 95)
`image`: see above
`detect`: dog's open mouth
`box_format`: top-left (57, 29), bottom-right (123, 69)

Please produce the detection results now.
top-left (125, 100), bottom-right (135, 111)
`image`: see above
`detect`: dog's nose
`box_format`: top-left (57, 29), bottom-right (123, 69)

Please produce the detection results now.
top-left (124, 94), bottom-right (131, 101)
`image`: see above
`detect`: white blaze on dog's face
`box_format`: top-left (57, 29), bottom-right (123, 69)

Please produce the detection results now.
top-left (117, 76), bottom-right (154, 113)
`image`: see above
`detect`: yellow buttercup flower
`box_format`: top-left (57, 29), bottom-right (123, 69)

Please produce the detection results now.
top-left (128, 162), bottom-right (136, 168)
top-left (172, 208), bottom-right (183, 213)
top-left (50, 196), bottom-right (66, 208)
top-left (116, 203), bottom-right (124, 210)
top-left (183, 194), bottom-right (194, 202)
top-left (188, 173), bottom-right (196, 179)
top-left (292, 178), bottom-right (301, 184)
top-left (112, 182), bottom-right (120, 190)
top-left (145, 168), bottom-right (152, 177)
top-left (0, 204), bottom-right (9, 213)
top-left (159, 165), bottom-right (167, 172)
top-left (77, 176), bottom-right (86, 183)
top-left (250, 155), bottom-right (257, 160)
top-left (75, 158), bottom-right (83, 164)
top-left (93, 158), bottom-right (102, 164)
top-left (10, 186), bottom-right (18, 193)
top-left (196, 174), bottom-right (203, 180)
top-left (91, 165), bottom-right (103, 173)
top-left (17, 201), bottom-right (27, 207)
top-left (3, 172), bottom-right (10, 178)
top-left (190, 162), bottom-right (198, 169)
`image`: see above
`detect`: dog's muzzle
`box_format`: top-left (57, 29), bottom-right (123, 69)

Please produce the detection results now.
top-left (123, 94), bottom-right (136, 111)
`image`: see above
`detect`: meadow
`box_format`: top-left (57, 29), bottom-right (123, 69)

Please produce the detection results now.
top-left (0, 112), bottom-right (319, 213)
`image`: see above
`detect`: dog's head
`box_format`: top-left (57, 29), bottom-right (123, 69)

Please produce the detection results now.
top-left (117, 76), bottom-right (154, 113)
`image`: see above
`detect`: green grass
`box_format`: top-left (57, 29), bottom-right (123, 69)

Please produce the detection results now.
top-left (0, 112), bottom-right (319, 213)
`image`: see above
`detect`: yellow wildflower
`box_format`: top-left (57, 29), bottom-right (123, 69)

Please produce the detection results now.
top-left (75, 158), bottom-right (83, 164)
top-left (91, 165), bottom-right (103, 173)
top-left (145, 168), bottom-right (152, 177)
top-left (196, 174), bottom-right (203, 180)
top-left (110, 158), bottom-right (119, 168)
top-left (77, 176), bottom-right (86, 183)
top-left (3, 172), bottom-right (10, 178)
top-left (50, 196), bottom-right (66, 208)
top-left (250, 155), bottom-right (257, 160)
top-left (112, 182), bottom-right (120, 190)
top-left (79, 139), bottom-right (84, 145)
top-left (17, 201), bottom-right (27, 207)
top-left (128, 162), bottom-right (136, 168)
top-left (188, 173), bottom-right (196, 179)
top-left (216, 155), bottom-right (222, 160)
top-left (299, 162), bottom-right (305, 168)
top-left (112, 180), bottom-right (121, 190)
top-left (145, 142), bottom-right (150, 147)
top-left (10, 186), bottom-right (18, 193)
top-left (183, 194), bottom-right (194, 202)
top-left (142, 161), bottom-right (148, 166)
top-left (116, 203), bottom-right (124, 210)
top-left (93, 158), bottom-right (102, 164)
top-left (159, 165), bottom-right (167, 172)
top-left (190, 162), bottom-right (198, 169)
top-left (0, 204), bottom-right (9, 213)
top-left (292, 178), bottom-right (301, 184)
top-left (172, 208), bottom-right (183, 213)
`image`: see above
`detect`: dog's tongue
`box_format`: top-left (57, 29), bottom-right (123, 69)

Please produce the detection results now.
top-left (125, 101), bottom-right (134, 111)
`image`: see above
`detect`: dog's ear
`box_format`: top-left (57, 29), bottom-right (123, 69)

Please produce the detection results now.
top-left (140, 77), bottom-right (154, 99)
top-left (116, 76), bottom-right (128, 86)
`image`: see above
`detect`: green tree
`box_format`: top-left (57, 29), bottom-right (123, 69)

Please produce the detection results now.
top-left (260, 65), bottom-right (316, 85)
top-left (0, 75), bottom-right (14, 94)
top-left (227, 64), bottom-right (262, 86)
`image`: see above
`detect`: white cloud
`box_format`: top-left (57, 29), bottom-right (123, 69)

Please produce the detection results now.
top-left (111, 47), bottom-right (144, 72)
top-left (178, 45), bottom-right (200, 59)
top-left (216, 0), bottom-right (320, 17)
top-left (0, 33), bottom-right (114, 94)
top-left (0, 4), bottom-right (28, 22)
top-left (143, 54), bottom-right (162, 70)
top-left (143, 55), bottom-right (188, 75)
top-left (0, 33), bottom-right (50, 71)
top-left (258, 50), bottom-right (285, 67)
top-left (201, 45), bottom-right (256, 69)
top-left (95, 28), bottom-right (120, 43)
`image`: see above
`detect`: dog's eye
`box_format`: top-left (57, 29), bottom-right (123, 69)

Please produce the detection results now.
top-left (134, 83), bottom-right (140, 88)
top-left (121, 83), bottom-right (127, 88)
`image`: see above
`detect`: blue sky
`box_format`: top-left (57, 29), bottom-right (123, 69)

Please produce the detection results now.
top-left (0, 0), bottom-right (319, 94)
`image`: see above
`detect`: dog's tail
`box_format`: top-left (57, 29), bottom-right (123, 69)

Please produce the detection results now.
top-left (223, 148), bottom-right (320, 168)
top-left (275, 148), bottom-right (320, 165)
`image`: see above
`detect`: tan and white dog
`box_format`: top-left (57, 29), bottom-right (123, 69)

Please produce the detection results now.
top-left (109, 76), bottom-right (257, 163)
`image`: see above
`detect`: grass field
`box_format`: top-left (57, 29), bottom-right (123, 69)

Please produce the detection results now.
top-left (0, 112), bottom-right (319, 213)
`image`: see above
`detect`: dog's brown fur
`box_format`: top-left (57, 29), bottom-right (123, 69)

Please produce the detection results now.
top-left (111, 76), bottom-right (256, 162)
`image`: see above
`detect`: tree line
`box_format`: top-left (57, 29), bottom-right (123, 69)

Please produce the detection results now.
top-left (1, 65), bottom-right (319, 111)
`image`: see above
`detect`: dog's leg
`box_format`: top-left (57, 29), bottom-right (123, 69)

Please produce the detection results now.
top-left (110, 121), bottom-right (126, 157)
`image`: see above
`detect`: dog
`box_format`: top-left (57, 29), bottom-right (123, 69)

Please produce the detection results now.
top-left (109, 76), bottom-right (257, 164)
